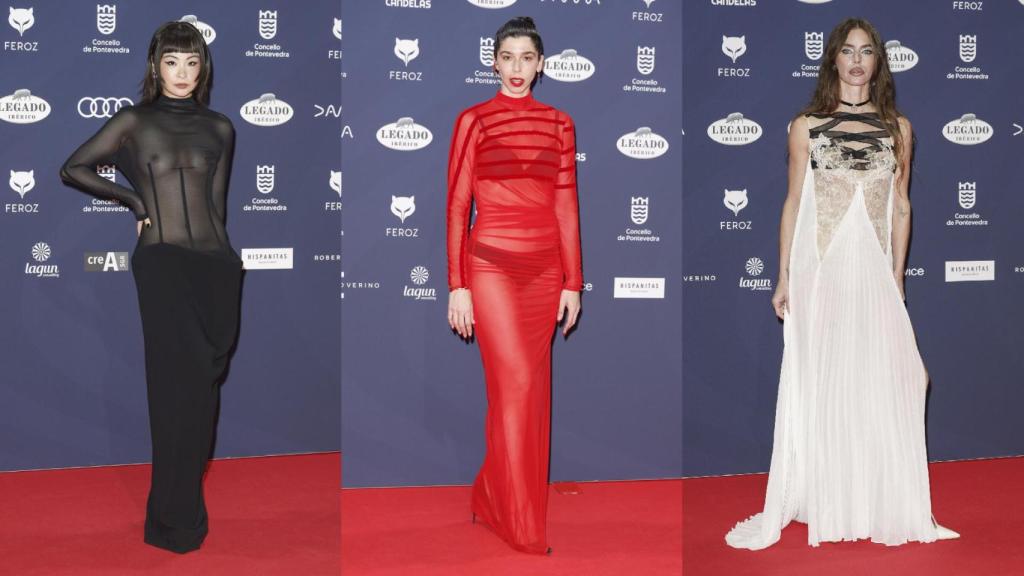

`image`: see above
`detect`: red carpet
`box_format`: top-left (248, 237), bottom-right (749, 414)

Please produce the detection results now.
top-left (342, 479), bottom-right (682, 575)
top-left (683, 457), bottom-right (1024, 576)
top-left (0, 453), bottom-right (340, 576)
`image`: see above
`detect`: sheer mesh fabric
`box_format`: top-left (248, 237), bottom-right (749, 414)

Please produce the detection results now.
top-left (446, 90), bottom-right (583, 554)
top-left (61, 94), bottom-right (236, 256)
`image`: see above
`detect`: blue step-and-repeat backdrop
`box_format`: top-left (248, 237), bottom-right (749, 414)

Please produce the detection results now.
top-left (340, 0), bottom-right (682, 488)
top-left (684, 0), bottom-right (1024, 476)
top-left (1, 1), bottom-right (340, 471)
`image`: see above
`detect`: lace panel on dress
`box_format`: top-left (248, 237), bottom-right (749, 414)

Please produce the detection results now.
top-left (807, 112), bottom-right (896, 257)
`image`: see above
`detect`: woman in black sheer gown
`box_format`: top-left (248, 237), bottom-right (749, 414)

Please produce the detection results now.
top-left (60, 21), bottom-right (241, 553)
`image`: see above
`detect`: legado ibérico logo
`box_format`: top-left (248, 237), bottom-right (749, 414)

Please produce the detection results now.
top-left (179, 14), bottom-right (216, 44)
top-left (707, 112), bottom-right (762, 145)
top-left (465, 0), bottom-right (518, 8)
top-left (942, 113), bottom-right (993, 145)
top-left (376, 117), bottom-right (433, 151)
top-left (885, 40), bottom-right (918, 73)
top-left (543, 49), bottom-right (596, 82)
top-left (0, 89), bottom-right (51, 124)
top-left (617, 127), bottom-right (669, 159)
top-left (240, 93), bottom-right (294, 126)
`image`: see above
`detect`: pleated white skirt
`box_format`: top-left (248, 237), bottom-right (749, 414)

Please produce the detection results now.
top-left (725, 164), bottom-right (939, 549)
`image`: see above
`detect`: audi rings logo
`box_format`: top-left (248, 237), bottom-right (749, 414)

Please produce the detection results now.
top-left (77, 97), bottom-right (133, 118)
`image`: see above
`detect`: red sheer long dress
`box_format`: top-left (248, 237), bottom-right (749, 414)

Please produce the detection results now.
top-left (446, 90), bottom-right (583, 554)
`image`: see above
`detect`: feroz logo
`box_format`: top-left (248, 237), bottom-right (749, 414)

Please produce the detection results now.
top-left (613, 277), bottom-right (665, 299)
top-left (84, 251), bottom-right (129, 272)
top-left (9, 169), bottom-right (34, 198)
top-left (394, 38), bottom-right (419, 66)
top-left (723, 189), bottom-right (747, 216)
top-left (636, 46), bottom-right (655, 75)
top-left (0, 89), bottom-right (52, 124)
top-left (179, 15), bottom-right (215, 44)
top-left (885, 40), bottom-right (918, 73)
top-left (630, 196), bottom-right (649, 225)
top-left (376, 117), bottom-right (433, 151)
top-left (77, 96), bottom-right (132, 118)
top-left (617, 127), bottom-right (669, 159)
top-left (722, 36), bottom-right (746, 63)
top-left (466, 0), bottom-right (518, 8)
top-left (945, 260), bottom-right (994, 282)
top-left (391, 196), bottom-right (415, 223)
top-left (942, 113), bottom-right (993, 145)
top-left (479, 37), bottom-right (494, 67)
top-left (804, 32), bottom-right (823, 60)
top-left (240, 93), bottom-right (294, 126)
top-left (8, 7), bottom-right (33, 36)
top-left (330, 171), bottom-right (341, 196)
top-left (333, 18), bottom-right (341, 40)
top-left (958, 181), bottom-right (976, 209)
top-left (258, 10), bottom-right (277, 40)
top-left (542, 49), bottom-right (596, 82)
top-left (256, 165), bottom-right (275, 194)
top-left (96, 4), bottom-right (116, 35)
top-left (643, 0), bottom-right (656, 7)
top-left (707, 112), bottom-right (762, 146)
top-left (959, 35), bottom-right (977, 63)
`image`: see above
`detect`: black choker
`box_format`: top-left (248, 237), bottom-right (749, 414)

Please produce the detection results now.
top-left (840, 98), bottom-right (871, 108)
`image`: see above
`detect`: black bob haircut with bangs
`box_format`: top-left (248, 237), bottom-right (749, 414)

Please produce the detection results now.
top-left (141, 20), bottom-right (213, 105)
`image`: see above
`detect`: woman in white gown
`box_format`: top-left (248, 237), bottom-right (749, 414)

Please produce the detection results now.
top-left (725, 18), bottom-right (959, 550)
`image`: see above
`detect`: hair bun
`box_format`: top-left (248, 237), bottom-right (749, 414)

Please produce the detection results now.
top-left (516, 16), bottom-right (536, 29)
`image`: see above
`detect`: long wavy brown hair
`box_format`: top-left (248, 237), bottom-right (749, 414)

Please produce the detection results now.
top-left (140, 21), bottom-right (213, 106)
top-left (798, 18), bottom-right (908, 174)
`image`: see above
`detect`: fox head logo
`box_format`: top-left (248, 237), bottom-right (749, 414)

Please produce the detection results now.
top-left (8, 7), bottom-right (34, 36)
top-left (723, 189), bottom-right (748, 216)
top-left (330, 171), bottom-right (341, 196)
top-left (9, 169), bottom-right (34, 198)
top-left (721, 36), bottom-right (746, 64)
top-left (390, 195), bottom-right (415, 223)
top-left (394, 38), bottom-right (419, 67)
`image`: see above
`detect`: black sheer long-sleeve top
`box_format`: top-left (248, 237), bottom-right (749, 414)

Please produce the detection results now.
top-left (60, 94), bottom-right (237, 257)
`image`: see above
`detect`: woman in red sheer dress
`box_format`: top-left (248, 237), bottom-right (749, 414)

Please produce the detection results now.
top-left (446, 17), bottom-right (582, 555)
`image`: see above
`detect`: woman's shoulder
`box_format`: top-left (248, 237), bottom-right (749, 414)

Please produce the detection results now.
top-left (202, 107), bottom-right (235, 133)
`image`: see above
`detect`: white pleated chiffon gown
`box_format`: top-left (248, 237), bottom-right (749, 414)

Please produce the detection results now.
top-left (726, 112), bottom-right (939, 549)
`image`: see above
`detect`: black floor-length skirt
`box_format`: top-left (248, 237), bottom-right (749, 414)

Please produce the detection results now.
top-left (131, 243), bottom-right (242, 553)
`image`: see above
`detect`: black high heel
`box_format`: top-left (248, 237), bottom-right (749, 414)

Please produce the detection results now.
top-left (471, 512), bottom-right (476, 524)
top-left (546, 547), bottom-right (552, 555)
